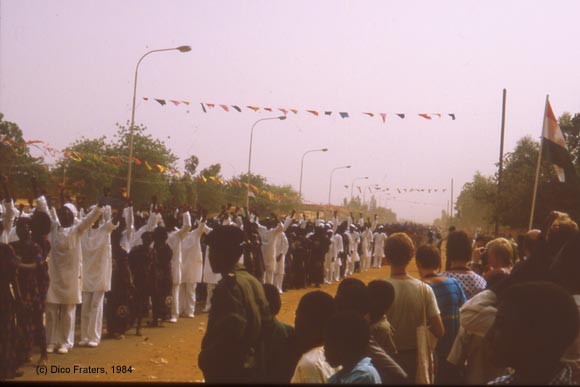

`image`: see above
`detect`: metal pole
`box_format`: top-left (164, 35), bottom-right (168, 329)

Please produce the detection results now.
top-left (299, 148), bottom-right (327, 201)
top-left (328, 165), bottom-right (351, 205)
top-left (495, 88), bottom-right (507, 236)
top-left (450, 178), bottom-right (454, 220)
top-left (246, 116), bottom-right (286, 208)
top-left (529, 95), bottom-right (549, 230)
top-left (126, 46), bottom-right (190, 197)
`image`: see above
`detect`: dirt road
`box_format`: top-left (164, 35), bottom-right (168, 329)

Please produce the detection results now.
top-left (18, 262), bottom-right (417, 382)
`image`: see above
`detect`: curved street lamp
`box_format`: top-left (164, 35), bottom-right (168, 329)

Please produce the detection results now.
top-left (299, 148), bottom-right (328, 201)
top-left (126, 45), bottom-right (191, 197)
top-left (328, 165), bottom-right (351, 205)
top-left (246, 116), bottom-right (287, 207)
top-left (350, 176), bottom-right (369, 201)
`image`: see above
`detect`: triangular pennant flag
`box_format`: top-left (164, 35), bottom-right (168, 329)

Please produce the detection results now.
top-left (397, 114), bottom-right (405, 119)
top-left (397, 189), bottom-right (401, 193)
top-left (325, 111), bottom-right (332, 116)
top-left (419, 113), bottom-right (432, 120)
top-left (449, 114), bottom-right (456, 120)
top-left (220, 104), bottom-right (229, 112)
top-left (307, 110), bottom-right (319, 116)
top-left (247, 106), bottom-right (260, 112)
top-left (264, 107), bottom-right (272, 112)
top-left (248, 190), bottom-right (256, 198)
top-left (143, 97), bottom-right (149, 101)
top-left (363, 112), bottom-right (375, 117)
top-left (290, 109), bottom-right (299, 114)
top-left (380, 113), bottom-right (387, 123)
top-left (133, 157), bottom-right (142, 166)
top-left (279, 108), bottom-right (288, 115)
top-left (232, 105), bottom-right (242, 112)
top-left (181, 101), bottom-right (190, 106)
top-left (144, 160), bottom-right (153, 171)
top-left (433, 113), bottom-right (442, 118)
top-left (206, 103), bottom-right (215, 109)
top-left (155, 99), bottom-right (167, 106)
top-left (155, 164), bottom-right (165, 173)
top-left (201, 103), bottom-right (207, 113)
top-left (339, 112), bottom-right (349, 119)
top-left (170, 100), bottom-right (181, 106)
top-left (442, 189), bottom-right (447, 192)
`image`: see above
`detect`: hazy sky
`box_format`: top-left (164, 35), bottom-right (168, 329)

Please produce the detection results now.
top-left (1, 0), bottom-right (580, 223)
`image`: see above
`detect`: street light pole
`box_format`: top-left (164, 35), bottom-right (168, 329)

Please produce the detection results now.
top-left (299, 148), bottom-right (328, 201)
top-left (126, 45), bottom-right (191, 197)
top-left (246, 116), bottom-right (287, 208)
top-left (350, 176), bottom-right (369, 201)
top-left (328, 165), bottom-right (351, 205)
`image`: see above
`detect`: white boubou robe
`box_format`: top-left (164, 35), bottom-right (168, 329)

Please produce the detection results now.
top-left (36, 196), bottom-right (103, 305)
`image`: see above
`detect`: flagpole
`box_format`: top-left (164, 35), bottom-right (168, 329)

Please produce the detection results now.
top-left (495, 88), bottom-right (507, 236)
top-left (528, 94), bottom-right (549, 230)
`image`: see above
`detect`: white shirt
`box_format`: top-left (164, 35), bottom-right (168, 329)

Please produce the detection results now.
top-left (81, 206), bottom-right (116, 292)
top-left (166, 211), bottom-right (192, 285)
top-left (181, 220), bottom-right (206, 284)
top-left (291, 346), bottom-right (338, 384)
top-left (36, 196), bottom-right (103, 304)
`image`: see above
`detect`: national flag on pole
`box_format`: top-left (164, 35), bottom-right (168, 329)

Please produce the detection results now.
top-left (542, 99), bottom-right (580, 185)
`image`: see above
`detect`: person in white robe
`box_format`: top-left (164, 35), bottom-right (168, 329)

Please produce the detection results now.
top-left (274, 231), bottom-right (289, 293)
top-left (180, 216), bottom-right (207, 317)
top-left (255, 214), bottom-right (293, 285)
top-left (35, 195), bottom-right (103, 354)
top-left (164, 210), bottom-right (191, 322)
top-left (372, 226), bottom-right (387, 268)
top-left (79, 205), bottom-right (116, 347)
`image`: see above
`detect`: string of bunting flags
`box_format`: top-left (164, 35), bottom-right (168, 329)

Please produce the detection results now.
top-left (0, 137), bottom-right (299, 202)
top-left (351, 185), bottom-right (447, 195)
top-left (142, 97), bottom-right (457, 123)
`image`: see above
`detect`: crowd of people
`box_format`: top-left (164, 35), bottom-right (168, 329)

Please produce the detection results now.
top-left (1, 175), bottom-right (579, 385)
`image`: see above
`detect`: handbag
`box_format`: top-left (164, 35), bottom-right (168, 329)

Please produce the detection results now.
top-left (416, 282), bottom-right (438, 384)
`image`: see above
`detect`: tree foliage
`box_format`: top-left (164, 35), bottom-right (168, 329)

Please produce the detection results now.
top-left (0, 113), bottom-right (49, 198)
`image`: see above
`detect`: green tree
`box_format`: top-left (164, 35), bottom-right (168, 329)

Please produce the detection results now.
top-left (111, 123), bottom-right (178, 206)
top-left (52, 136), bottom-right (118, 203)
top-left (455, 172), bottom-right (496, 232)
top-left (196, 164), bottom-right (226, 211)
top-left (0, 113), bottom-right (49, 198)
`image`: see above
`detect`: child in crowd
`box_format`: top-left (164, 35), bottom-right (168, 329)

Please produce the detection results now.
top-left (262, 283), bottom-right (298, 383)
top-left (367, 279), bottom-right (397, 356)
top-left (291, 290), bottom-right (337, 383)
top-left (325, 310), bottom-right (382, 384)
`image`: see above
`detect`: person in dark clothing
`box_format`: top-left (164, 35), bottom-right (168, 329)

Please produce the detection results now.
top-left (198, 225), bottom-right (274, 383)
top-left (334, 278), bottom-right (410, 385)
top-left (152, 226), bottom-right (173, 325)
top-left (0, 243), bottom-right (23, 379)
top-left (106, 225), bottom-right (135, 339)
top-left (10, 218), bottom-right (45, 366)
top-left (262, 283), bottom-right (298, 383)
top-left (487, 282), bottom-right (579, 385)
top-left (288, 224), bottom-right (310, 289)
top-left (128, 232), bottom-right (154, 336)
top-left (307, 225), bottom-right (330, 287)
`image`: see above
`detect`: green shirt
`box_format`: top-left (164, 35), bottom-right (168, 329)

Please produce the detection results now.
top-left (199, 264), bottom-right (274, 383)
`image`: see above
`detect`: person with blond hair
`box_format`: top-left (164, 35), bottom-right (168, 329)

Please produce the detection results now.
top-left (384, 232), bottom-right (445, 381)
top-left (483, 238), bottom-right (514, 286)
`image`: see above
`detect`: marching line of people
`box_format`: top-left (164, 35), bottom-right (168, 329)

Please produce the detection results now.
top-left (1, 175), bottom-right (420, 380)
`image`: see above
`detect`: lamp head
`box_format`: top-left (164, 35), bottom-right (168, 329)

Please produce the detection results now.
top-left (278, 115), bottom-right (287, 120)
top-left (177, 45), bottom-right (192, 52)
top-left (346, 165), bottom-right (352, 169)
top-left (322, 148), bottom-right (329, 152)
